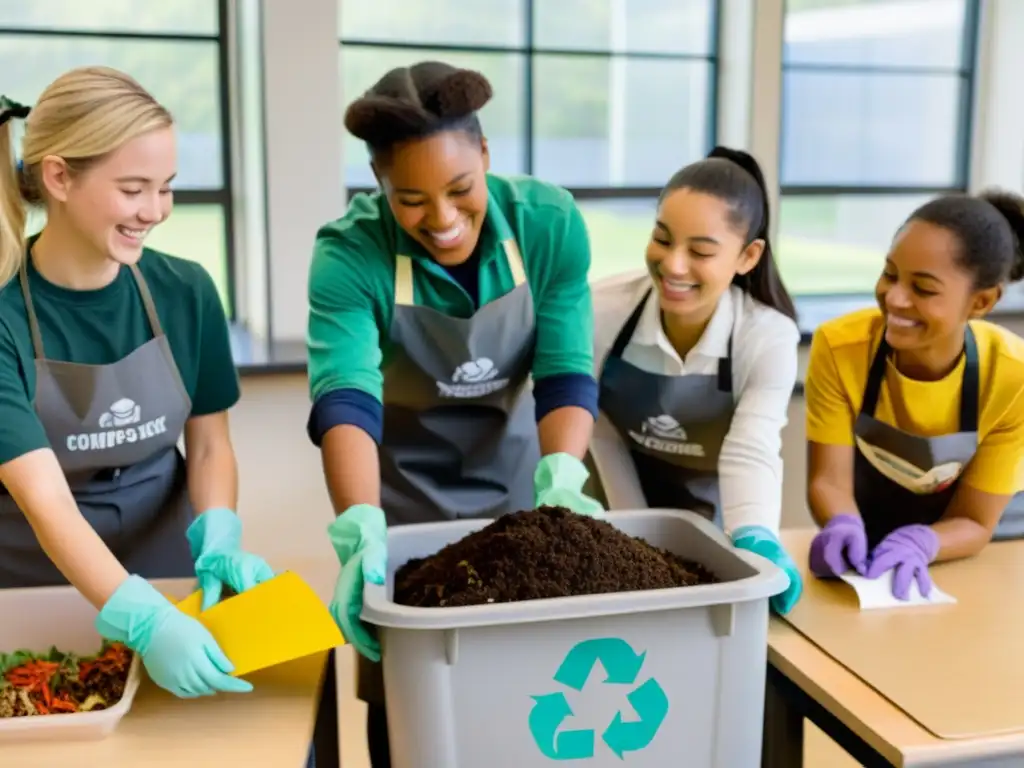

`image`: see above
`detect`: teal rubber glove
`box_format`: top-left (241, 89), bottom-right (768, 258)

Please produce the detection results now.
top-left (327, 504), bottom-right (388, 662)
top-left (533, 452), bottom-right (605, 518)
top-left (96, 575), bottom-right (253, 697)
top-left (732, 524), bottom-right (803, 615)
top-left (186, 507), bottom-right (276, 612)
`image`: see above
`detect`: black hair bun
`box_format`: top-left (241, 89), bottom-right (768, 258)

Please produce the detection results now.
top-left (423, 68), bottom-right (492, 119)
top-left (344, 96), bottom-right (434, 144)
top-left (980, 190), bottom-right (1024, 281)
top-left (344, 61), bottom-right (493, 144)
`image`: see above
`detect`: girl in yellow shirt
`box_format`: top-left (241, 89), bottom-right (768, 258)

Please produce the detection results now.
top-left (805, 190), bottom-right (1024, 600)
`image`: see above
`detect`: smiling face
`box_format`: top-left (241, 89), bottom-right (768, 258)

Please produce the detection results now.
top-left (876, 219), bottom-right (1001, 352)
top-left (40, 126), bottom-right (176, 265)
top-left (376, 130), bottom-right (490, 267)
top-left (645, 188), bottom-right (763, 323)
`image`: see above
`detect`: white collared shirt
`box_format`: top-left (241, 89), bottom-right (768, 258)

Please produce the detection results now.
top-left (591, 269), bottom-right (800, 535)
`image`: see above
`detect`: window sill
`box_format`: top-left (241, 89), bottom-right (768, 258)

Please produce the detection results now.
top-left (230, 325), bottom-right (307, 377)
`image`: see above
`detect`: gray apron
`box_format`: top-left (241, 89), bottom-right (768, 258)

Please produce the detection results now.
top-left (854, 325), bottom-right (1024, 545)
top-left (854, 327), bottom-right (979, 549)
top-left (597, 289), bottom-right (733, 527)
top-left (358, 238), bottom-right (540, 704)
top-left (0, 261), bottom-right (195, 588)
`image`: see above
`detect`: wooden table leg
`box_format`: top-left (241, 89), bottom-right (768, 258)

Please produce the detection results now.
top-left (312, 648), bottom-right (341, 767)
top-left (763, 663), bottom-right (805, 768)
top-left (764, 662), bottom-right (899, 768)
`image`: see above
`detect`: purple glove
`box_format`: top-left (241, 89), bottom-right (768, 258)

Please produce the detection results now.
top-left (864, 525), bottom-right (940, 601)
top-left (808, 514), bottom-right (869, 578)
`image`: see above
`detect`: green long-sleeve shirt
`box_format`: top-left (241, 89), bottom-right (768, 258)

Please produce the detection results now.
top-left (306, 172), bottom-right (598, 444)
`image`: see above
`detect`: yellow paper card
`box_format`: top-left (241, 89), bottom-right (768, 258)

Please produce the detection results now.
top-left (174, 571), bottom-right (344, 677)
top-left (174, 589), bottom-right (204, 617)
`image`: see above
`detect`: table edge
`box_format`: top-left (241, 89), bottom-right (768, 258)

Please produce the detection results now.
top-left (769, 618), bottom-right (1024, 765)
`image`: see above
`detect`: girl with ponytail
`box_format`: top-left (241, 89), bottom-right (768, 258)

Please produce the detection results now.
top-left (591, 146), bottom-right (803, 617)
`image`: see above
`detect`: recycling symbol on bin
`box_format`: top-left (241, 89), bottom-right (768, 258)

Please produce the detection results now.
top-left (528, 637), bottom-right (669, 761)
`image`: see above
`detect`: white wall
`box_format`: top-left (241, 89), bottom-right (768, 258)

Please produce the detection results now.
top-left (235, 375), bottom-right (336, 560)
top-left (245, 0), bottom-right (344, 343)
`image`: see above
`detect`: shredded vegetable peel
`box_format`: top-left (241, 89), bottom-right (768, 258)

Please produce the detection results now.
top-left (0, 642), bottom-right (133, 717)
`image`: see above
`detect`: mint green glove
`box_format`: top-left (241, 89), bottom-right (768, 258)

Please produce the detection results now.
top-left (732, 524), bottom-right (803, 615)
top-left (533, 452), bottom-right (605, 518)
top-left (96, 575), bottom-right (253, 697)
top-left (328, 504), bottom-right (388, 662)
top-left (186, 507), bottom-right (276, 612)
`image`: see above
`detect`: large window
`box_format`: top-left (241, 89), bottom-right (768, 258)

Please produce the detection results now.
top-left (778, 0), bottom-right (980, 304)
top-left (339, 0), bottom-right (720, 279)
top-left (0, 0), bottom-right (235, 314)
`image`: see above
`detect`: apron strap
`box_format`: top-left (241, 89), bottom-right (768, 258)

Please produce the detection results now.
top-left (128, 264), bottom-right (165, 338)
top-left (861, 334), bottom-right (889, 418)
top-left (609, 288), bottom-right (652, 359)
top-left (501, 239), bottom-right (527, 287)
top-left (394, 256), bottom-right (415, 307)
top-left (959, 325), bottom-right (979, 432)
top-left (717, 334), bottom-right (734, 393)
top-left (17, 258), bottom-right (45, 360)
top-left (394, 238), bottom-right (527, 308)
top-left (861, 324), bottom-right (979, 432)
top-left (609, 287), bottom-right (734, 393)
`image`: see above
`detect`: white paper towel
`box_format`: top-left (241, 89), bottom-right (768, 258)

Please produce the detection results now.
top-left (838, 570), bottom-right (957, 610)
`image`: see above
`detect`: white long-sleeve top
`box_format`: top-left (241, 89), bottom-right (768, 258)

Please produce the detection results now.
top-left (591, 269), bottom-right (800, 536)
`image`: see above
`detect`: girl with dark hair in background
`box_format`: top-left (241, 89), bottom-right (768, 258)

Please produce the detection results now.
top-left (807, 190), bottom-right (1024, 602)
top-left (591, 147), bottom-right (804, 617)
top-left (305, 61), bottom-right (604, 766)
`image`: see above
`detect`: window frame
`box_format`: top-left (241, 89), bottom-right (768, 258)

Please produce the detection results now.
top-left (777, 0), bottom-right (983, 288)
top-left (339, 0), bottom-right (723, 206)
top-left (0, 0), bottom-right (238, 318)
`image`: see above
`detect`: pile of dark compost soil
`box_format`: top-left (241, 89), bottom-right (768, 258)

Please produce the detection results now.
top-left (393, 506), bottom-right (719, 608)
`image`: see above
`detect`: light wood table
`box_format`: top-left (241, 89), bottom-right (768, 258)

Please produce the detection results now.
top-left (4, 556), bottom-right (342, 768)
top-left (763, 529), bottom-right (1024, 767)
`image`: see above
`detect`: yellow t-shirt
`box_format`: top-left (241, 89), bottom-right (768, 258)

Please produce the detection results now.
top-left (805, 307), bottom-right (1024, 495)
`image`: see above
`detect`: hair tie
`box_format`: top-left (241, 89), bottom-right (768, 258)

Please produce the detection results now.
top-left (0, 95), bottom-right (30, 127)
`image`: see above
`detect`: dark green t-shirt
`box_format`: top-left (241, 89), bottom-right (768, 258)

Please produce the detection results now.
top-left (0, 247), bottom-right (239, 466)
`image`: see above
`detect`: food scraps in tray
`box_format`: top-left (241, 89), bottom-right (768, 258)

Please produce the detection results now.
top-left (0, 641), bottom-right (134, 718)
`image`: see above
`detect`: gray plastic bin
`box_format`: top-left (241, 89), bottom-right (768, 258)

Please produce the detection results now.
top-left (362, 508), bottom-right (788, 768)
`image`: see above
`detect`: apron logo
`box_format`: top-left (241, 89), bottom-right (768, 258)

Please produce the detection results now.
top-left (98, 397), bottom-right (141, 428)
top-left (855, 438), bottom-right (964, 495)
top-left (629, 415), bottom-right (705, 457)
top-left (66, 398), bottom-right (168, 452)
top-left (437, 357), bottom-right (510, 399)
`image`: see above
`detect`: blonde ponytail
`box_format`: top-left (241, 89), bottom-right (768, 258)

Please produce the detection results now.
top-left (0, 109), bottom-right (28, 288)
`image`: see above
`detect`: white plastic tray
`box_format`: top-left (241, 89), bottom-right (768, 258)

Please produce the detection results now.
top-left (0, 582), bottom-right (154, 744)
